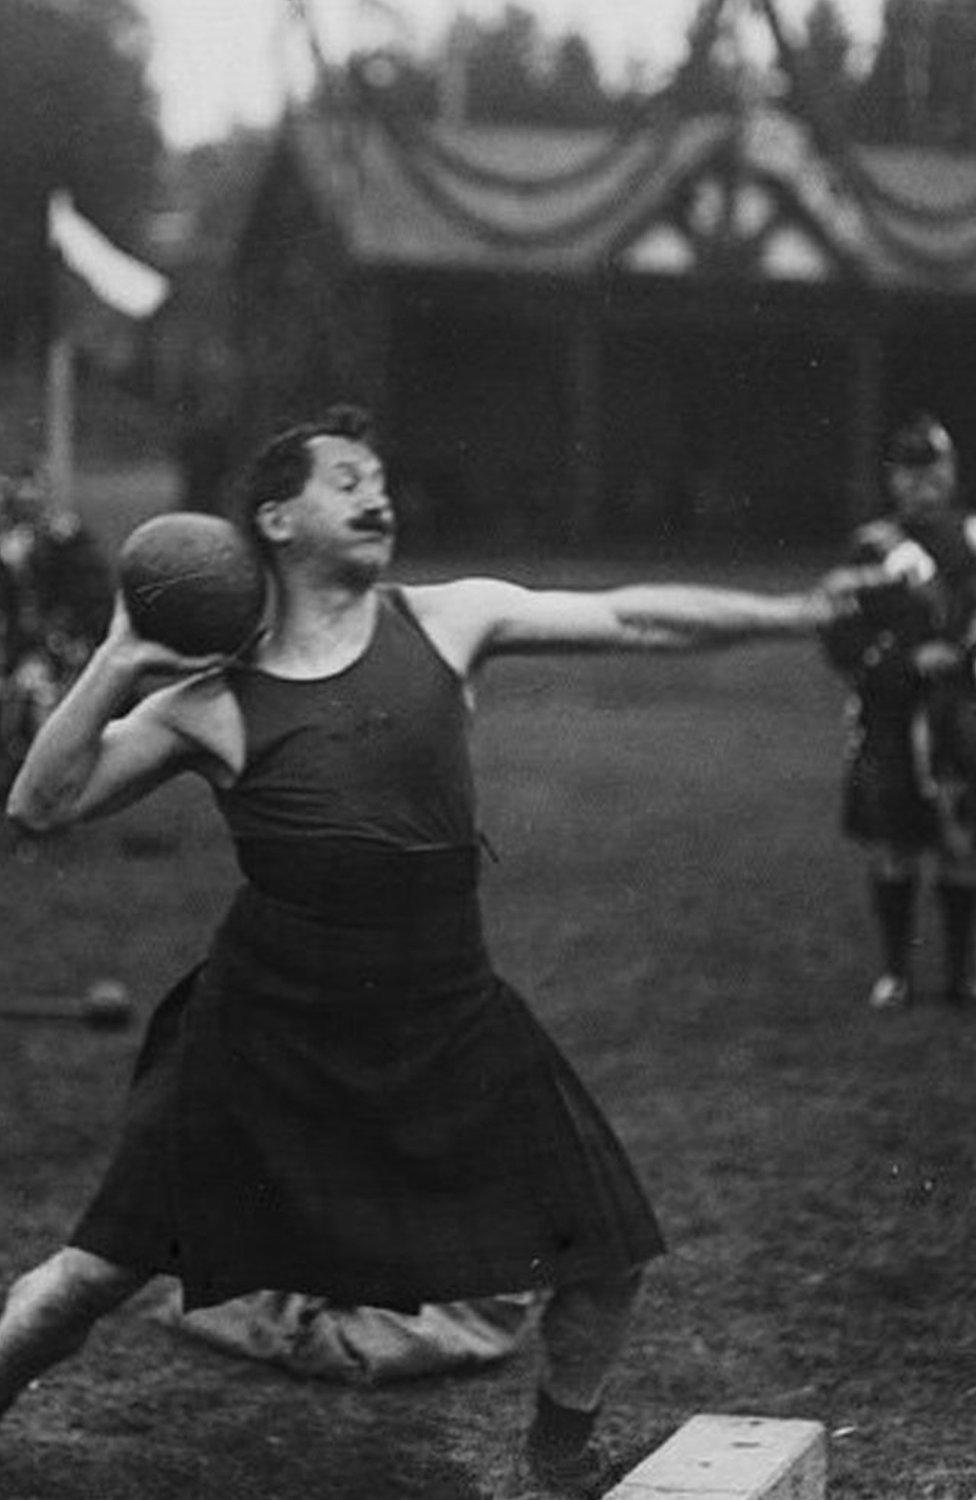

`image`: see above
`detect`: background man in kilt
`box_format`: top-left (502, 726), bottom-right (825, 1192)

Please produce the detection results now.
top-left (821, 413), bottom-right (976, 1012)
top-left (2, 407), bottom-right (831, 1496)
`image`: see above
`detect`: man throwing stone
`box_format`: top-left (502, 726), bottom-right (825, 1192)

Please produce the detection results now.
top-left (3, 406), bottom-right (831, 1497)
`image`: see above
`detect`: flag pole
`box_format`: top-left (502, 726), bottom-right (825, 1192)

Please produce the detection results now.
top-left (45, 327), bottom-right (75, 514)
top-left (45, 191), bottom-right (75, 514)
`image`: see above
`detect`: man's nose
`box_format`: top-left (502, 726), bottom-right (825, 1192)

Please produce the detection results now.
top-left (360, 484), bottom-right (390, 512)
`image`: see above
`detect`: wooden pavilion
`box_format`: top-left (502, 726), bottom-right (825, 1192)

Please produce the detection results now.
top-left (230, 7), bottom-right (976, 549)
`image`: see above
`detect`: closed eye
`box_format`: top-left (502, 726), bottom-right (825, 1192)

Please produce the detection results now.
top-left (330, 462), bottom-right (386, 494)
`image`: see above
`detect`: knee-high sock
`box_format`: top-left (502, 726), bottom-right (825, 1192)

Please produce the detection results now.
top-left (870, 875), bottom-right (917, 980)
top-left (536, 1266), bottom-right (644, 1417)
top-left (937, 882), bottom-right (976, 994)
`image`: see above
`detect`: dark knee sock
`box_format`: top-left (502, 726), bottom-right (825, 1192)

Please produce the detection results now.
top-left (538, 1266), bottom-right (643, 1415)
top-left (529, 1389), bottom-right (599, 1456)
top-left (870, 876), bottom-right (916, 979)
top-left (937, 882), bottom-right (976, 994)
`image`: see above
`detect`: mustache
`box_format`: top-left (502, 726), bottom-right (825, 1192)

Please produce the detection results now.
top-left (350, 514), bottom-right (395, 535)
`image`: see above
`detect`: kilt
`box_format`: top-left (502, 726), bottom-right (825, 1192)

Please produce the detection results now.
top-left (842, 686), bottom-right (976, 851)
top-left (71, 842), bottom-right (663, 1311)
top-left (842, 721), bottom-right (938, 850)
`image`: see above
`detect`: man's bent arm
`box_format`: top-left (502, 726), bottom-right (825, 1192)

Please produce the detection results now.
top-left (7, 649), bottom-right (183, 833)
top-left (7, 606), bottom-right (228, 833)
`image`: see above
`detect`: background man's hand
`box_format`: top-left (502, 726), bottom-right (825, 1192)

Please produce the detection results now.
top-left (912, 640), bottom-right (961, 677)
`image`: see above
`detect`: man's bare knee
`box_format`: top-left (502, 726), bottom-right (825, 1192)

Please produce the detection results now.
top-left (0, 1250), bottom-right (147, 1414)
top-left (4, 1249), bottom-right (145, 1355)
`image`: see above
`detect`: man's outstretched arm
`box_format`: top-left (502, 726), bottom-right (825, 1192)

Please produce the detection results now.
top-left (607, 581), bottom-right (830, 648)
top-left (405, 577), bottom-right (833, 671)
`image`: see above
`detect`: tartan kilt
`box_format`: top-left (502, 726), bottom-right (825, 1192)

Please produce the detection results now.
top-left (842, 731), bottom-right (938, 849)
top-left (843, 690), bottom-right (976, 851)
top-left (71, 857), bottom-right (662, 1312)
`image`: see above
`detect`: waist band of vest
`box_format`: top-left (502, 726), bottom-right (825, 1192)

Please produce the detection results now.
top-left (219, 878), bottom-right (490, 999)
top-left (233, 836), bottom-right (481, 918)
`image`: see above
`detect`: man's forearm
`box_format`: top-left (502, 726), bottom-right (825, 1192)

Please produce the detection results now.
top-left (6, 645), bottom-right (137, 830)
top-left (611, 584), bottom-right (830, 645)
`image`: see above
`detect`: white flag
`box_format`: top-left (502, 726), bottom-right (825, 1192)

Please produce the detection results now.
top-left (48, 190), bottom-right (168, 321)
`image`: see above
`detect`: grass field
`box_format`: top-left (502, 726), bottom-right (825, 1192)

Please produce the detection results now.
top-left (0, 473), bottom-right (974, 1498)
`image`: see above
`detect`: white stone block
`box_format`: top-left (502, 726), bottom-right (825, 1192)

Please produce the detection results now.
top-left (604, 1413), bottom-right (827, 1499)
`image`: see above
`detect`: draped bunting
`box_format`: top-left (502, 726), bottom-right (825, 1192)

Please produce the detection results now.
top-left (347, 60), bottom-right (669, 200)
top-left (358, 114), bottom-right (684, 253)
top-left (274, 0), bottom-right (976, 291)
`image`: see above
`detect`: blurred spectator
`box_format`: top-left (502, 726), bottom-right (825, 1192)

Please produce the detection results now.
top-left (821, 414), bottom-right (976, 1011)
top-left (0, 470), bottom-right (112, 792)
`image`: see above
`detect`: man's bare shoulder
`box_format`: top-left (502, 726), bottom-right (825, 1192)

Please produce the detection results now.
top-left (401, 577), bottom-right (526, 615)
top-left (398, 579), bottom-right (529, 672)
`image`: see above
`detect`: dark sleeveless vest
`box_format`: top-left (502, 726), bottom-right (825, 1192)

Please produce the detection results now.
top-left (215, 587), bottom-right (477, 857)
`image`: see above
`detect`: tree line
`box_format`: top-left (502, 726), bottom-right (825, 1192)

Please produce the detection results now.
top-left (781, 0), bottom-right (976, 151)
top-left (348, 1), bottom-right (976, 149)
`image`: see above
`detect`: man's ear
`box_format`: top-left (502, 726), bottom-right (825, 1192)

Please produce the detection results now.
top-left (255, 501), bottom-right (291, 545)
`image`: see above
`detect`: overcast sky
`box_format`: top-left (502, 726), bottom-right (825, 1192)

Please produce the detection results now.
top-left (136, 0), bottom-right (886, 149)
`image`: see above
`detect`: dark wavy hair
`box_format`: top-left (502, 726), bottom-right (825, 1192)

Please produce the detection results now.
top-left (234, 405), bottom-right (377, 554)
